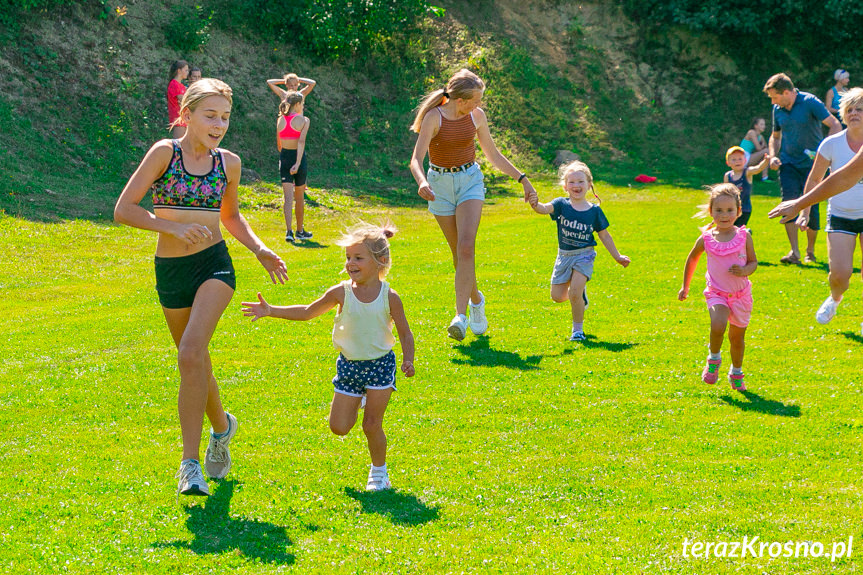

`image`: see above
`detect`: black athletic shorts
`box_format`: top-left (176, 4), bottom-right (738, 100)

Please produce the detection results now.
top-left (279, 148), bottom-right (308, 186)
top-left (154, 240), bottom-right (236, 309)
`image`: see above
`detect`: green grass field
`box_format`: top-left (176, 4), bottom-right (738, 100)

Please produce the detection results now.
top-left (2, 178), bottom-right (862, 574)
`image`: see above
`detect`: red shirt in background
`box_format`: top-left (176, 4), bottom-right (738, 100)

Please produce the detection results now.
top-left (167, 79), bottom-right (187, 126)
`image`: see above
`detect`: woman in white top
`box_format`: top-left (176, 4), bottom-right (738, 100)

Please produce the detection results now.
top-left (798, 88), bottom-right (863, 325)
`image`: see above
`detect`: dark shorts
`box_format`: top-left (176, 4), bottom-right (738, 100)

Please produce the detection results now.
top-left (826, 214), bottom-right (863, 235)
top-left (154, 240), bottom-right (236, 309)
top-left (734, 211), bottom-right (752, 227)
top-left (779, 164), bottom-right (820, 230)
top-left (279, 148), bottom-right (308, 186)
top-left (332, 351), bottom-right (397, 397)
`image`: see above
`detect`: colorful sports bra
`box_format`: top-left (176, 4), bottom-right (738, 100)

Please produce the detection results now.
top-left (151, 140), bottom-right (227, 212)
top-left (278, 113), bottom-right (303, 139)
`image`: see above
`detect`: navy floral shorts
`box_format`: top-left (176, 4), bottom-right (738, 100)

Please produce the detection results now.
top-left (332, 350), bottom-right (397, 397)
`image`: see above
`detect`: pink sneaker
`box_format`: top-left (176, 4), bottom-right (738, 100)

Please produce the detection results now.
top-left (729, 372), bottom-right (746, 391)
top-left (701, 358), bottom-right (721, 384)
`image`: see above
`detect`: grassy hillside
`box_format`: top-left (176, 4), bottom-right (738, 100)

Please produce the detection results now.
top-left (0, 0), bottom-right (843, 220)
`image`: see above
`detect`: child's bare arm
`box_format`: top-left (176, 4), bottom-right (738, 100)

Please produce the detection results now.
top-left (531, 200), bottom-right (554, 215)
top-left (242, 284), bottom-right (342, 321)
top-left (389, 290), bottom-right (415, 377)
top-left (596, 229), bottom-right (630, 267)
top-left (678, 236), bottom-right (705, 300)
top-left (746, 154), bottom-right (770, 177)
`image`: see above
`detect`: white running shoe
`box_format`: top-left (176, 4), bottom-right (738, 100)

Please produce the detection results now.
top-left (468, 293), bottom-right (488, 335)
top-left (205, 412), bottom-right (238, 479)
top-left (176, 460), bottom-right (210, 498)
top-left (366, 467), bottom-right (392, 492)
top-left (447, 314), bottom-right (468, 341)
top-left (816, 296), bottom-right (839, 325)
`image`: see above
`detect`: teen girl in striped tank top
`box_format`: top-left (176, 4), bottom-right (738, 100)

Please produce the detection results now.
top-left (409, 69), bottom-right (537, 341)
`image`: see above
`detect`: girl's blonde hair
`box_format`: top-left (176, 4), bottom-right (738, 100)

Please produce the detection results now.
top-left (695, 183), bottom-right (741, 230)
top-left (171, 78), bottom-right (232, 129)
top-left (279, 90), bottom-right (304, 116)
top-left (559, 160), bottom-right (601, 204)
top-left (336, 221), bottom-right (398, 278)
top-left (839, 87), bottom-right (863, 124)
top-left (409, 69), bottom-right (485, 133)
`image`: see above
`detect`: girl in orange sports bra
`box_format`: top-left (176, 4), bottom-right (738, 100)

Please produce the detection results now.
top-left (114, 78), bottom-right (288, 499)
top-left (409, 69), bottom-right (536, 341)
top-left (276, 91), bottom-right (312, 242)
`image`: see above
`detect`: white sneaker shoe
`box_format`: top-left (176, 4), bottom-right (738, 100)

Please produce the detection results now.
top-left (447, 314), bottom-right (468, 341)
top-left (205, 412), bottom-right (238, 479)
top-left (366, 466), bottom-right (392, 491)
top-left (468, 293), bottom-right (488, 335)
top-left (816, 296), bottom-right (839, 325)
top-left (176, 459), bottom-right (210, 498)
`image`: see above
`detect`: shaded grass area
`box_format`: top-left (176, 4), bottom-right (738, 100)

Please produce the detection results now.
top-left (1, 180), bottom-right (862, 573)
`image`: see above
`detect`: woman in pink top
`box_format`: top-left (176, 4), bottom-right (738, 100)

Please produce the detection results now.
top-left (276, 91), bottom-right (311, 242)
top-left (167, 60), bottom-right (189, 138)
top-left (679, 184), bottom-right (758, 391)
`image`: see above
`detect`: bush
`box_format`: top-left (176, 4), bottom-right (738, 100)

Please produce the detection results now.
top-left (165, 4), bottom-right (213, 53)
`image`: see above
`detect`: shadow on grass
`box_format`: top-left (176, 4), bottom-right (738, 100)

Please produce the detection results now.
top-left (841, 331), bottom-right (863, 344)
top-left (719, 390), bottom-right (801, 417)
top-left (153, 480), bottom-right (296, 564)
top-left (293, 239), bottom-right (328, 249)
top-left (561, 334), bottom-right (638, 353)
top-left (451, 336), bottom-right (542, 370)
top-left (344, 487), bottom-right (440, 526)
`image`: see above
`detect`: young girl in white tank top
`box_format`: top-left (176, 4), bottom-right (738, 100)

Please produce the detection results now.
top-left (241, 222), bottom-right (415, 491)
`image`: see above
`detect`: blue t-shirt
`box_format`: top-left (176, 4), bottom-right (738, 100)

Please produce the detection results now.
top-left (772, 91), bottom-right (830, 168)
top-left (725, 170), bottom-right (752, 213)
top-left (549, 197), bottom-right (609, 250)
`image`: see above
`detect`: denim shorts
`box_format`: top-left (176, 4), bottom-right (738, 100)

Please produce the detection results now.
top-left (551, 247), bottom-right (596, 284)
top-left (427, 163), bottom-right (485, 216)
top-left (826, 213), bottom-right (863, 235)
top-left (332, 350), bottom-right (397, 397)
top-left (779, 164), bottom-right (819, 230)
top-left (154, 240), bottom-right (236, 309)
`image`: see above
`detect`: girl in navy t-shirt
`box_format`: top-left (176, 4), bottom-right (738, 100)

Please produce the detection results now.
top-left (528, 161), bottom-right (630, 341)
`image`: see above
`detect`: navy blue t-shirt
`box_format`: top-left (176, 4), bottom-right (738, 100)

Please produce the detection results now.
top-left (772, 91), bottom-right (830, 169)
top-left (549, 197), bottom-right (609, 250)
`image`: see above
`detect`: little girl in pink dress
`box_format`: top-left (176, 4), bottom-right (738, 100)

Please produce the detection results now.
top-left (679, 184), bottom-right (759, 391)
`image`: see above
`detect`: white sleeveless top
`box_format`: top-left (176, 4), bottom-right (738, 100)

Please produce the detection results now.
top-left (332, 280), bottom-right (395, 360)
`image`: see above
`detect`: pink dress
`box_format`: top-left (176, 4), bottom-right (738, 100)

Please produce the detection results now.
top-left (702, 226), bottom-right (753, 327)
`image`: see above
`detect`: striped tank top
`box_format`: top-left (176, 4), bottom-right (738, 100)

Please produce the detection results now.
top-left (428, 109), bottom-right (477, 167)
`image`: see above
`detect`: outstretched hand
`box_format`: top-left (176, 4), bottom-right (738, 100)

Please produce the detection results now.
top-left (767, 200), bottom-right (801, 224)
top-left (241, 292), bottom-right (271, 321)
top-left (256, 247), bottom-right (288, 284)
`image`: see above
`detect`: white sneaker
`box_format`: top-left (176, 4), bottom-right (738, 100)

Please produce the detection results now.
top-left (815, 296), bottom-right (839, 325)
top-left (447, 314), bottom-right (468, 341)
top-left (176, 459), bottom-right (210, 498)
top-left (468, 293), bottom-right (488, 335)
top-left (205, 412), bottom-right (238, 479)
top-left (366, 467), bottom-right (392, 492)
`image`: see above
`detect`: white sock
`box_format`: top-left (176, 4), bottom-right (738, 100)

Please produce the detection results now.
top-left (730, 367), bottom-right (743, 375)
top-left (371, 464), bottom-right (387, 473)
top-left (708, 352), bottom-right (721, 361)
top-left (572, 322), bottom-right (584, 333)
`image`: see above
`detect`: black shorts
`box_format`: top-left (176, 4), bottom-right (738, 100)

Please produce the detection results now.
top-left (779, 164), bottom-right (820, 230)
top-left (154, 240), bottom-right (236, 309)
top-left (826, 214), bottom-right (863, 235)
top-left (279, 148), bottom-right (308, 186)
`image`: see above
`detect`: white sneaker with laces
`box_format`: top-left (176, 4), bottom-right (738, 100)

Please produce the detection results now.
top-left (447, 314), bottom-right (468, 341)
top-left (176, 459), bottom-right (210, 498)
top-left (366, 466), bottom-right (392, 491)
top-left (205, 412), bottom-right (238, 479)
top-left (468, 293), bottom-right (488, 335)
top-left (816, 296), bottom-right (839, 325)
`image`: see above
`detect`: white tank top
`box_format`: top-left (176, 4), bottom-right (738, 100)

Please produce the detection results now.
top-left (332, 280), bottom-right (395, 360)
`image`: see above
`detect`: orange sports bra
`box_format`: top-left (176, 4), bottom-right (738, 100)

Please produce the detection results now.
top-left (278, 113), bottom-right (303, 139)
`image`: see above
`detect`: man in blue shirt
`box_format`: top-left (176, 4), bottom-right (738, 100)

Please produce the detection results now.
top-left (765, 73), bottom-right (841, 264)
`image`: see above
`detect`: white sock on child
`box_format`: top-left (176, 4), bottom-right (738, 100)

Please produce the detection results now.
top-left (708, 352), bottom-right (721, 361)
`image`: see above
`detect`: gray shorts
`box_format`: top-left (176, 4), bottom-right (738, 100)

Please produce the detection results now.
top-left (551, 247), bottom-right (596, 284)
